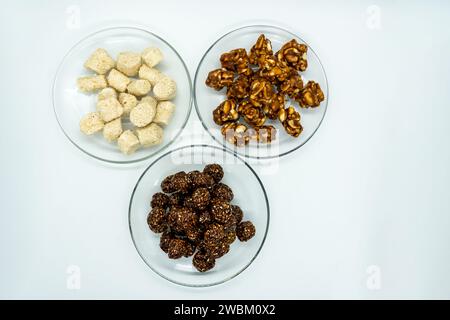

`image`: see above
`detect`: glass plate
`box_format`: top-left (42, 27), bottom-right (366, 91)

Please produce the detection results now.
top-left (53, 26), bottom-right (192, 164)
top-left (129, 145), bottom-right (270, 287)
top-left (194, 25), bottom-right (328, 159)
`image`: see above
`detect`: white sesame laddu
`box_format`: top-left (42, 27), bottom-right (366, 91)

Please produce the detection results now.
top-left (138, 64), bottom-right (164, 86)
top-left (142, 47), bottom-right (163, 68)
top-left (98, 87), bottom-right (117, 101)
top-left (103, 118), bottom-right (123, 142)
top-left (118, 93), bottom-right (138, 115)
top-left (140, 96), bottom-right (157, 107)
top-left (118, 130), bottom-right (140, 155)
top-left (136, 123), bottom-right (163, 147)
top-left (127, 79), bottom-right (151, 97)
top-left (139, 96), bottom-right (158, 109)
top-left (77, 75), bottom-right (107, 92)
top-left (129, 100), bottom-right (156, 128)
top-left (97, 97), bottom-right (123, 122)
top-left (84, 48), bottom-right (115, 75)
top-left (153, 77), bottom-right (177, 100)
top-left (79, 112), bottom-right (104, 135)
top-left (153, 101), bottom-right (175, 126)
top-left (107, 69), bottom-right (131, 92)
top-left (116, 52), bottom-right (142, 77)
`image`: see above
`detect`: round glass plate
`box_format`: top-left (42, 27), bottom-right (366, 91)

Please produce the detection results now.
top-left (194, 25), bottom-right (328, 159)
top-left (129, 145), bottom-right (269, 287)
top-left (53, 26), bottom-right (192, 164)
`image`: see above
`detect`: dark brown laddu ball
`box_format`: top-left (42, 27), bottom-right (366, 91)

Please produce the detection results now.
top-left (211, 183), bottom-right (234, 202)
top-left (210, 199), bottom-right (235, 226)
top-left (231, 205), bottom-right (244, 223)
top-left (168, 192), bottom-right (183, 207)
top-left (225, 228), bottom-right (237, 244)
top-left (205, 241), bottom-right (230, 259)
top-left (203, 164), bottom-right (224, 183)
top-left (186, 228), bottom-right (203, 244)
top-left (179, 207), bottom-right (198, 231)
top-left (167, 238), bottom-right (193, 259)
top-left (183, 195), bottom-right (195, 209)
top-left (160, 231), bottom-right (173, 253)
top-left (161, 174), bottom-right (177, 193)
top-left (187, 170), bottom-right (201, 183)
top-left (191, 187), bottom-right (211, 210)
top-left (151, 192), bottom-right (170, 209)
top-left (183, 241), bottom-right (196, 257)
top-left (147, 207), bottom-right (167, 233)
top-left (188, 170), bottom-right (215, 189)
top-left (171, 171), bottom-right (191, 193)
top-left (204, 222), bottom-right (226, 244)
top-left (193, 250), bottom-right (216, 272)
top-left (236, 221), bottom-right (256, 242)
top-left (168, 206), bottom-right (198, 233)
top-left (167, 206), bottom-right (185, 233)
top-left (198, 210), bottom-right (212, 226)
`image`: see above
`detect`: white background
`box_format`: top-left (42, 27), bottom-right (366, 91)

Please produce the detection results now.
top-left (1, 0), bottom-right (449, 299)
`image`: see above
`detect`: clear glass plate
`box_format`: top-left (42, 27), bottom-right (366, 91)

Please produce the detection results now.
top-left (194, 25), bottom-right (328, 159)
top-left (53, 26), bottom-right (192, 164)
top-left (129, 145), bottom-right (270, 287)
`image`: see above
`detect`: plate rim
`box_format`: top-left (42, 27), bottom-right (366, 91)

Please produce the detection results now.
top-left (128, 144), bottom-right (270, 287)
top-left (193, 24), bottom-right (329, 160)
top-left (52, 25), bottom-right (193, 164)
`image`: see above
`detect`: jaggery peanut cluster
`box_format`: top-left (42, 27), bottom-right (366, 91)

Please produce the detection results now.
top-left (205, 68), bottom-right (234, 90)
top-left (205, 34), bottom-right (325, 146)
top-left (213, 99), bottom-right (239, 125)
top-left (220, 48), bottom-right (252, 76)
top-left (239, 100), bottom-right (267, 128)
top-left (221, 122), bottom-right (277, 146)
top-left (297, 81), bottom-right (325, 108)
top-left (279, 106), bottom-right (303, 138)
top-left (147, 164), bottom-right (256, 272)
top-left (249, 34), bottom-right (273, 67)
top-left (276, 39), bottom-right (308, 72)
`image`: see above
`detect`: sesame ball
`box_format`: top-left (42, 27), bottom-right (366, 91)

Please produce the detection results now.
top-left (171, 171), bottom-right (191, 193)
top-left (160, 231), bottom-right (173, 253)
top-left (231, 205), bottom-right (244, 223)
top-left (151, 192), bottom-right (170, 209)
top-left (167, 238), bottom-right (193, 259)
top-left (183, 195), bottom-right (195, 209)
top-left (203, 164), bottom-right (224, 183)
top-left (211, 183), bottom-right (234, 202)
top-left (147, 207), bottom-right (167, 233)
top-left (166, 192), bottom-right (181, 208)
top-left (161, 174), bottom-right (176, 193)
top-left (198, 210), bottom-right (212, 226)
top-left (204, 223), bottom-right (225, 244)
top-left (168, 206), bottom-right (197, 233)
top-left (225, 229), bottom-right (237, 244)
top-left (204, 241), bottom-right (230, 259)
top-left (186, 228), bottom-right (203, 244)
top-left (193, 250), bottom-right (216, 272)
top-left (188, 171), bottom-right (215, 189)
top-left (236, 221), bottom-right (256, 242)
top-left (191, 187), bottom-right (211, 210)
top-left (210, 199), bottom-right (235, 226)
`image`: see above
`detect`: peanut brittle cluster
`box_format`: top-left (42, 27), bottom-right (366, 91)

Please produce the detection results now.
top-left (147, 164), bottom-right (256, 272)
top-left (205, 34), bottom-right (325, 146)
